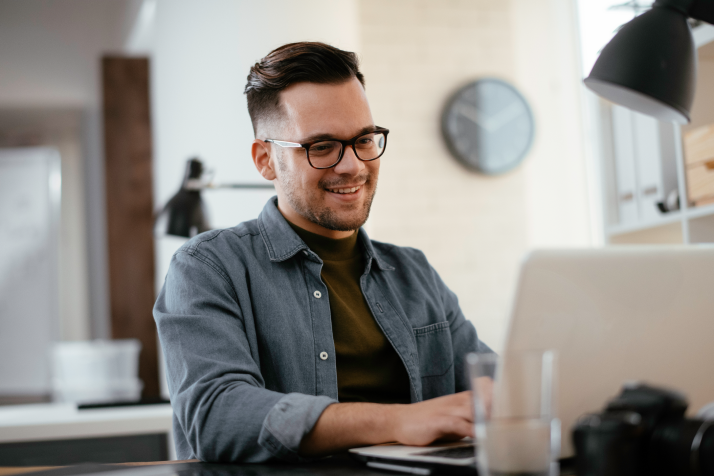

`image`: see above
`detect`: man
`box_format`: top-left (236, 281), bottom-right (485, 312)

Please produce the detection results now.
top-left (154, 42), bottom-right (494, 463)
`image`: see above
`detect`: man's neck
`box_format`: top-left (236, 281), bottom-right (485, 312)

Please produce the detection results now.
top-left (277, 200), bottom-right (355, 240)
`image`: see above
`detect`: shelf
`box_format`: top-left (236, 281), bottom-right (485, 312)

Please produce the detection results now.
top-left (606, 211), bottom-right (683, 237)
top-left (686, 201), bottom-right (714, 220)
top-left (606, 203), bottom-right (714, 237)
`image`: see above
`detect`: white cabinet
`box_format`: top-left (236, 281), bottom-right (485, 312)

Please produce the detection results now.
top-left (632, 112), bottom-right (664, 222)
top-left (0, 403), bottom-right (175, 463)
top-left (611, 105), bottom-right (639, 226)
top-left (609, 106), bottom-right (679, 229)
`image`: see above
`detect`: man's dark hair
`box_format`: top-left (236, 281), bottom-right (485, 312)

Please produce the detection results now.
top-left (244, 42), bottom-right (365, 136)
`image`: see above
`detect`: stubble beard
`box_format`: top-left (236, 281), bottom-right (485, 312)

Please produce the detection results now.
top-left (276, 157), bottom-right (377, 232)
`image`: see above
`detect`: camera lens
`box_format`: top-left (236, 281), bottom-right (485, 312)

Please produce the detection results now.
top-left (649, 418), bottom-right (714, 476)
top-left (699, 421), bottom-right (714, 476)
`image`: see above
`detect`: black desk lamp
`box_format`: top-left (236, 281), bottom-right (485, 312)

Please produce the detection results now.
top-left (584, 0), bottom-right (714, 124)
top-left (157, 158), bottom-right (274, 238)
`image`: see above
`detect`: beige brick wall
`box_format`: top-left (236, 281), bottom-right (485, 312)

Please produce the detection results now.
top-left (359, 0), bottom-right (528, 351)
top-left (358, 0), bottom-right (592, 352)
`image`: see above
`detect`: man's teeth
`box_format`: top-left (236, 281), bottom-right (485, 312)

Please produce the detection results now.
top-left (328, 186), bottom-right (360, 194)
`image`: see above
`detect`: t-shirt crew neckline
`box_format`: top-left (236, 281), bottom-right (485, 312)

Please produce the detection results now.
top-left (286, 221), bottom-right (361, 262)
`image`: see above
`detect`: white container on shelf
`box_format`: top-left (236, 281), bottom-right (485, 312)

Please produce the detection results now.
top-left (51, 339), bottom-right (143, 404)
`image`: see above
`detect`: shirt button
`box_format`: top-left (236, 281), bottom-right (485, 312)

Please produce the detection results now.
top-left (313, 290), bottom-right (322, 299)
top-left (319, 351), bottom-right (328, 360)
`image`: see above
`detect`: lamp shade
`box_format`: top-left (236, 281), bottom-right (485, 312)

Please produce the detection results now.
top-left (584, 5), bottom-right (697, 124)
top-left (158, 158), bottom-right (210, 238)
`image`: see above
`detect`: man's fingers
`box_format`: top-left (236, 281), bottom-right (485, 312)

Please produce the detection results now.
top-left (395, 392), bottom-right (477, 446)
top-left (441, 392), bottom-right (474, 421)
top-left (432, 415), bottom-right (474, 437)
top-left (445, 403), bottom-right (473, 422)
top-left (442, 416), bottom-right (475, 438)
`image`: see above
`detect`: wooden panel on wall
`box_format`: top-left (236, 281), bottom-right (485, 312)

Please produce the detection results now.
top-left (102, 57), bottom-right (158, 398)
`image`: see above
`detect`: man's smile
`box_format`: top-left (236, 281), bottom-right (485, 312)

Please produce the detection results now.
top-left (325, 185), bottom-right (362, 194)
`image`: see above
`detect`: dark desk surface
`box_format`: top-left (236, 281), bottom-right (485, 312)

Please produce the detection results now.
top-left (0, 455), bottom-right (576, 476)
top-left (0, 455), bottom-right (399, 476)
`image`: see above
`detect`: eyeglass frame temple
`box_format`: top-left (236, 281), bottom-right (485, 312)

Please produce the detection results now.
top-left (264, 127), bottom-right (389, 169)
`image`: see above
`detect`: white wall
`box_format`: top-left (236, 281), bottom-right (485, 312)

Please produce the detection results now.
top-left (511, 0), bottom-right (593, 248)
top-left (0, 0), bottom-right (137, 342)
top-left (0, 0), bottom-right (126, 108)
top-left (151, 0), bottom-right (361, 291)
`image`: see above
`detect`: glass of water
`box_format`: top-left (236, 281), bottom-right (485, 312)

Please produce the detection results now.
top-left (468, 350), bottom-right (560, 476)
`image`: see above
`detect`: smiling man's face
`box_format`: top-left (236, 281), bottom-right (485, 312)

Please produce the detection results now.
top-left (252, 77), bottom-right (380, 239)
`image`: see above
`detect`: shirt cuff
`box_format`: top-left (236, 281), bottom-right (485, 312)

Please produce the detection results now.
top-left (258, 392), bottom-right (337, 462)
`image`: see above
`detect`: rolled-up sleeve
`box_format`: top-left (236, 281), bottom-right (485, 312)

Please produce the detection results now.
top-left (154, 249), bottom-right (336, 463)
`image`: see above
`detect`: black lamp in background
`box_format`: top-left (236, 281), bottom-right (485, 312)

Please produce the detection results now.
top-left (584, 0), bottom-right (714, 124)
top-left (157, 158), bottom-right (274, 238)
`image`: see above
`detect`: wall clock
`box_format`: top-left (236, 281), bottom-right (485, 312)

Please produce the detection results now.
top-left (441, 78), bottom-right (535, 175)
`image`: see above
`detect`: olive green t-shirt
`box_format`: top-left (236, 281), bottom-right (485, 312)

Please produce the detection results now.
top-left (288, 222), bottom-right (411, 404)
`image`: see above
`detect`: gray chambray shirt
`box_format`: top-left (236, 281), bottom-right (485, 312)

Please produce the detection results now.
top-left (154, 196), bottom-right (494, 463)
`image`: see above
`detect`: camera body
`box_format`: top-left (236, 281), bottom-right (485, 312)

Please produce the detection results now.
top-left (572, 383), bottom-right (714, 476)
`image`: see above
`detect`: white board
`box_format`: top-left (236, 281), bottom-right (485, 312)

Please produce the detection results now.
top-left (0, 147), bottom-right (61, 394)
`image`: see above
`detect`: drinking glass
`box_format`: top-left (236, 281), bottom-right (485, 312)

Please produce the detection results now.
top-left (468, 350), bottom-right (560, 476)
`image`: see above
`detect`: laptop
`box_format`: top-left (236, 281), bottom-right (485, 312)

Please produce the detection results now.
top-left (349, 439), bottom-right (478, 475)
top-left (351, 246), bottom-right (714, 472)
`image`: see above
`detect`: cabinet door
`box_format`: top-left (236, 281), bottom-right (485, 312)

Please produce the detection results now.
top-left (0, 147), bottom-right (60, 395)
top-left (632, 111), bottom-right (664, 222)
top-left (611, 105), bottom-right (639, 225)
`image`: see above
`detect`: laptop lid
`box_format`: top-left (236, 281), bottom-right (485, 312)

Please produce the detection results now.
top-left (503, 246), bottom-right (714, 457)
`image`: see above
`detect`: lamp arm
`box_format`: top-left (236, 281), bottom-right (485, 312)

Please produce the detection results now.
top-left (655, 0), bottom-right (714, 23)
top-left (184, 178), bottom-right (274, 190)
top-left (210, 183), bottom-right (275, 189)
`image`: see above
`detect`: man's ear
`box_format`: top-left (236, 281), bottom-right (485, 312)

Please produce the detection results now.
top-left (252, 139), bottom-right (277, 181)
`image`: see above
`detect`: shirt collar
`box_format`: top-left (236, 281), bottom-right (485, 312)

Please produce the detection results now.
top-left (257, 196), bottom-right (395, 271)
top-left (356, 228), bottom-right (395, 271)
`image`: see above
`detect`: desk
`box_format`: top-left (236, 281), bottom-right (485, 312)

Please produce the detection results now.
top-left (0, 460), bottom-right (193, 476)
top-left (0, 462), bottom-right (193, 476)
top-left (0, 404), bottom-right (174, 465)
top-left (0, 455), bottom-right (577, 476)
top-left (0, 456), bottom-right (388, 476)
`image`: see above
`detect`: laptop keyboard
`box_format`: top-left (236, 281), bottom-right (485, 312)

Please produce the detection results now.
top-left (412, 445), bottom-right (476, 459)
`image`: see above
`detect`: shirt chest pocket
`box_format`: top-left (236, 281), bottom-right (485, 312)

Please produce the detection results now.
top-left (413, 321), bottom-right (456, 400)
top-left (413, 321), bottom-right (454, 378)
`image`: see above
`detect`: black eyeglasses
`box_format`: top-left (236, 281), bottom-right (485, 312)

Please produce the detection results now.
top-left (265, 127), bottom-right (389, 169)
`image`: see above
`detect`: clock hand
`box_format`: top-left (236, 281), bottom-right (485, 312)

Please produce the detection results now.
top-left (488, 102), bottom-right (525, 131)
top-left (456, 103), bottom-right (496, 131)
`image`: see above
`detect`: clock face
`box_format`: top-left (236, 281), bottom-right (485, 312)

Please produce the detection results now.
top-left (442, 78), bottom-right (535, 175)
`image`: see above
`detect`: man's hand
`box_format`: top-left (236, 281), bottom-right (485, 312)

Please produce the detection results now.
top-left (299, 378), bottom-right (494, 457)
top-left (390, 391), bottom-right (474, 446)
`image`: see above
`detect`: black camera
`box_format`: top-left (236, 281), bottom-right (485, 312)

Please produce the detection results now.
top-left (572, 383), bottom-right (714, 476)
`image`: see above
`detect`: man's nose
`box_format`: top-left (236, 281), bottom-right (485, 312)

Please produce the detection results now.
top-left (333, 145), bottom-right (363, 175)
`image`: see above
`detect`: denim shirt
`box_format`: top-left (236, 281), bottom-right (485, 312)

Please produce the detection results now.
top-left (154, 197), bottom-right (494, 463)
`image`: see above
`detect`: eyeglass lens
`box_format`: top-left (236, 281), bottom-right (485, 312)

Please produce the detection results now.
top-left (307, 131), bottom-right (386, 168)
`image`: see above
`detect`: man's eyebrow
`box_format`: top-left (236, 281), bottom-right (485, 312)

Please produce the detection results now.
top-left (301, 125), bottom-right (376, 143)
